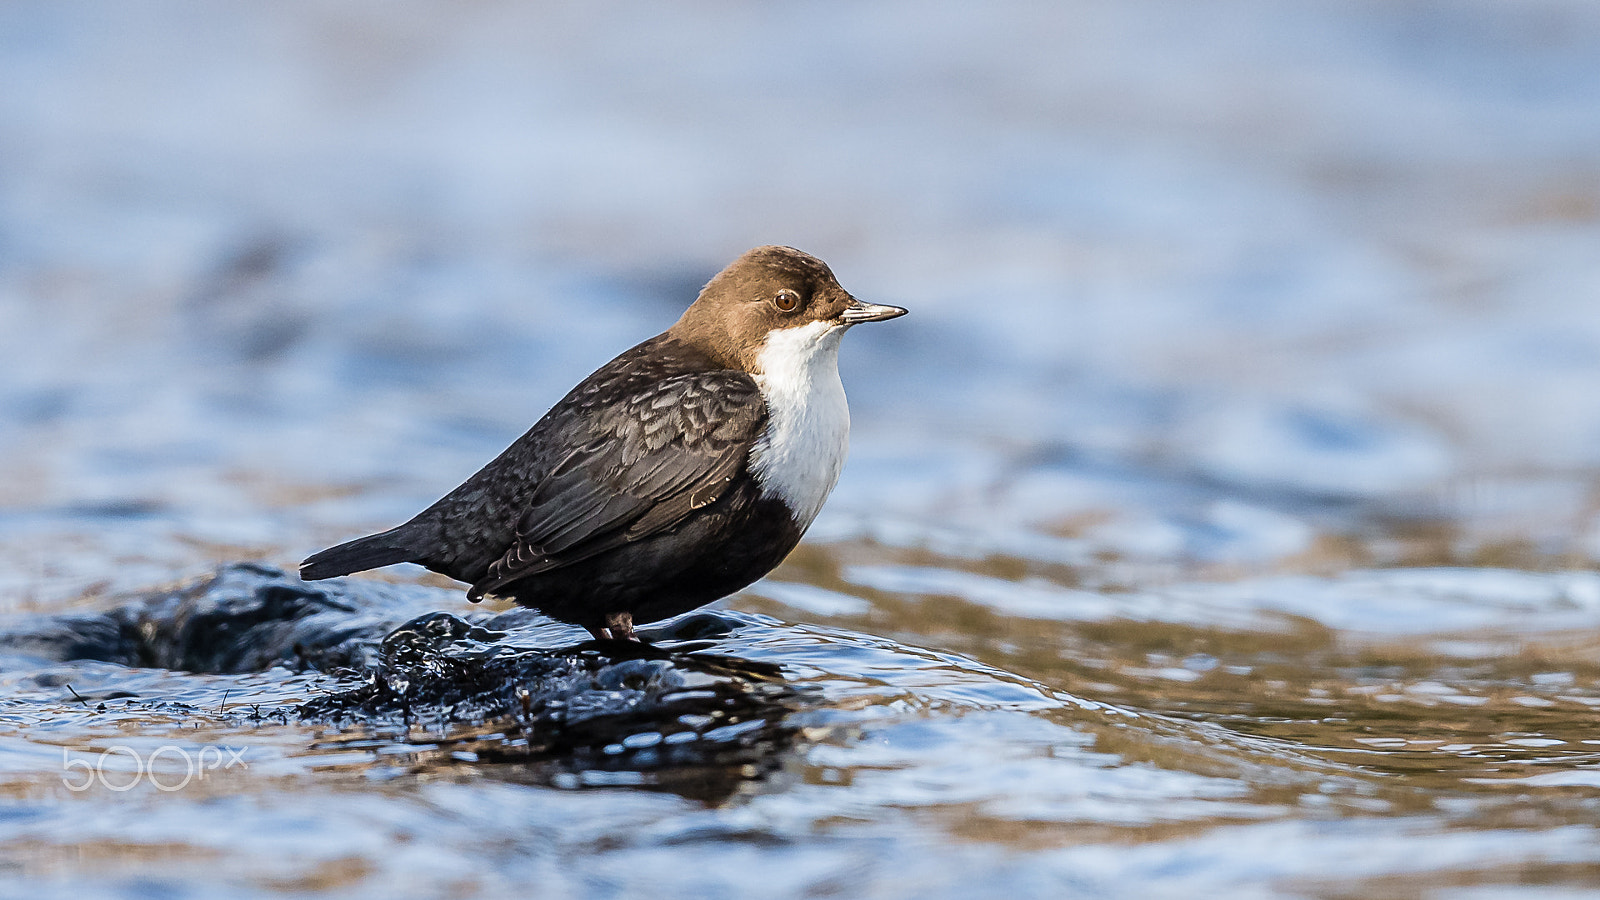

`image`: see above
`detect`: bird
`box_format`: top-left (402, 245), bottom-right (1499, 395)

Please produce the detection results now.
top-left (300, 246), bottom-right (906, 642)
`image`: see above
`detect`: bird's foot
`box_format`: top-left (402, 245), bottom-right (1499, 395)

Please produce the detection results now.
top-left (586, 611), bottom-right (638, 643)
top-left (605, 611), bottom-right (636, 642)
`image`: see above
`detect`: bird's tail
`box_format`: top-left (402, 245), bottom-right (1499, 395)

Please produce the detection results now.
top-left (300, 527), bottom-right (415, 581)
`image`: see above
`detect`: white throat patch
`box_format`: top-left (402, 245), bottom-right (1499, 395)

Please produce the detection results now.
top-left (748, 320), bottom-right (851, 530)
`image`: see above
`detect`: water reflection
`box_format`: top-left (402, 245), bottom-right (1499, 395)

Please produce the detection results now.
top-left (4, 549), bottom-right (1600, 894)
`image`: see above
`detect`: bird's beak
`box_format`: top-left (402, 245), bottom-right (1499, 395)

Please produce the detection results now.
top-left (839, 298), bottom-right (908, 324)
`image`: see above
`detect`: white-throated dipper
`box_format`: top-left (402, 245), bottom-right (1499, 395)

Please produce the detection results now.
top-left (301, 246), bottom-right (905, 641)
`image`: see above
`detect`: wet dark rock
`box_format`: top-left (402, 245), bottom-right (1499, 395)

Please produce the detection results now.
top-left (0, 563), bottom-right (394, 673)
top-left (1, 563), bottom-right (811, 803)
top-left (306, 606), bottom-right (803, 802)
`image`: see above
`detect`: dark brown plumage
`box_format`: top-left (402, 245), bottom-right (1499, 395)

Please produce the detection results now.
top-left (301, 246), bottom-right (905, 640)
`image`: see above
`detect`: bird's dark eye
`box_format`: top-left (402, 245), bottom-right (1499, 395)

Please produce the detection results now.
top-left (772, 289), bottom-right (801, 312)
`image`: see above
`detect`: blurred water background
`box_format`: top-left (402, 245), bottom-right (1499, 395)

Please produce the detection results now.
top-left (4, 2), bottom-right (1600, 897)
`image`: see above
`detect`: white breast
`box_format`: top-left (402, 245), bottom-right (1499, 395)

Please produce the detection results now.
top-left (748, 320), bottom-right (851, 530)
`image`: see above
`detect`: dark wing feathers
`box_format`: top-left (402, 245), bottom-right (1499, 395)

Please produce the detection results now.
top-left (467, 371), bottom-right (764, 599)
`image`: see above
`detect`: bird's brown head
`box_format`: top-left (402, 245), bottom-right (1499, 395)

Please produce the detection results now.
top-left (669, 246), bottom-right (906, 373)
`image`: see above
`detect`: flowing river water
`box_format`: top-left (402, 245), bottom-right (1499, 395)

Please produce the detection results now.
top-left (4, 3), bottom-right (1600, 897)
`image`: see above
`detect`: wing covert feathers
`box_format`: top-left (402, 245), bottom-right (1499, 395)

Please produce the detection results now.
top-left (467, 370), bottom-right (764, 599)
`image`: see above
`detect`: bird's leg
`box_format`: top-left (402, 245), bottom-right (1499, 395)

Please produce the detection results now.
top-left (603, 611), bottom-right (636, 642)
